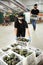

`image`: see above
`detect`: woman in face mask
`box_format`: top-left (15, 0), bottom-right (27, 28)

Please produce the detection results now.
top-left (14, 12), bottom-right (31, 40)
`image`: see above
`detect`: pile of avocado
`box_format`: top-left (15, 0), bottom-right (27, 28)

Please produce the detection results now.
top-left (12, 48), bottom-right (32, 57)
top-left (3, 53), bottom-right (20, 65)
top-left (11, 44), bottom-right (19, 47)
top-left (17, 38), bottom-right (29, 42)
top-left (12, 48), bottom-right (20, 54)
top-left (20, 49), bottom-right (32, 57)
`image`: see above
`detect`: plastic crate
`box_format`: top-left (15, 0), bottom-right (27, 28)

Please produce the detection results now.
top-left (0, 50), bottom-right (22, 65)
top-left (11, 46), bottom-right (34, 58)
top-left (36, 53), bottom-right (43, 64)
top-left (0, 49), bottom-right (5, 58)
top-left (22, 52), bottom-right (36, 65)
top-left (0, 59), bottom-right (7, 65)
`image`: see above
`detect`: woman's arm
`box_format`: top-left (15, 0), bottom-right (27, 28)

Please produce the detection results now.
top-left (14, 28), bottom-right (17, 36)
top-left (25, 28), bottom-right (30, 37)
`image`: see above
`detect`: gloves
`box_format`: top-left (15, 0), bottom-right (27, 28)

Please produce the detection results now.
top-left (14, 36), bottom-right (17, 40)
top-left (28, 36), bottom-right (31, 42)
top-left (25, 36), bottom-right (31, 42)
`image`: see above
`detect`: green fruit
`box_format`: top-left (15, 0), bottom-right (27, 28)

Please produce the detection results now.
top-left (20, 49), bottom-right (27, 57)
top-left (11, 43), bottom-right (18, 47)
top-left (3, 56), bottom-right (9, 61)
top-left (7, 60), bottom-right (12, 65)
top-left (12, 48), bottom-right (20, 54)
top-left (9, 53), bottom-right (15, 59)
top-left (3, 53), bottom-right (20, 65)
top-left (17, 38), bottom-right (29, 42)
top-left (26, 52), bottom-right (32, 57)
top-left (20, 49), bottom-right (32, 57)
top-left (12, 61), bottom-right (17, 65)
top-left (11, 45), bottom-right (14, 47)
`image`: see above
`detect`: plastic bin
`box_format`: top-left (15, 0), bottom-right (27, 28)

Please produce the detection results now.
top-left (22, 52), bottom-right (36, 65)
top-left (0, 50), bottom-right (22, 65)
top-left (36, 53), bottom-right (43, 64)
top-left (0, 49), bottom-right (5, 58)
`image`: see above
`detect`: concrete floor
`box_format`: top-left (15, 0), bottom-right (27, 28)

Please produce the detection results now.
top-left (0, 23), bottom-right (43, 50)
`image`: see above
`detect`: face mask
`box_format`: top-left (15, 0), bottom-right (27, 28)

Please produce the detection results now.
top-left (34, 6), bottom-right (37, 9)
top-left (18, 19), bottom-right (24, 22)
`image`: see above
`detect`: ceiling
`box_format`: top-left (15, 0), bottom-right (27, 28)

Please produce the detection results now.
top-left (0, 0), bottom-right (43, 13)
top-left (0, 0), bottom-right (28, 13)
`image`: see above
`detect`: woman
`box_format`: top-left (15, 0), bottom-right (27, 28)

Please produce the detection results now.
top-left (14, 12), bottom-right (31, 40)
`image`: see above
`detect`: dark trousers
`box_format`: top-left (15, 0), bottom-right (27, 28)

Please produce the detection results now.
top-left (32, 19), bottom-right (36, 30)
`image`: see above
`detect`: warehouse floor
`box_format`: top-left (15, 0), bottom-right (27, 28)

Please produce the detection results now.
top-left (0, 23), bottom-right (43, 50)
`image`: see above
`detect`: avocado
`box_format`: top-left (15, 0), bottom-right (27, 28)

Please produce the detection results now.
top-left (12, 48), bottom-right (20, 54)
top-left (17, 37), bottom-right (29, 42)
top-left (11, 43), bottom-right (19, 48)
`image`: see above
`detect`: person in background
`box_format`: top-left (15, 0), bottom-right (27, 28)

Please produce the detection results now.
top-left (14, 12), bottom-right (31, 40)
top-left (31, 4), bottom-right (39, 30)
top-left (5, 16), bottom-right (10, 26)
top-left (14, 15), bottom-right (18, 23)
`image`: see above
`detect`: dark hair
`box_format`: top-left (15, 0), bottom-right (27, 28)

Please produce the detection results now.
top-left (18, 12), bottom-right (24, 17)
top-left (34, 4), bottom-right (37, 6)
